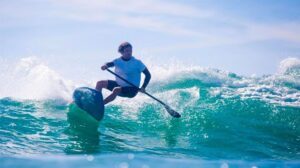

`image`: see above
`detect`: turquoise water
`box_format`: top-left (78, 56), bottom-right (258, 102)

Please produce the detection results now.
top-left (1, 59), bottom-right (300, 167)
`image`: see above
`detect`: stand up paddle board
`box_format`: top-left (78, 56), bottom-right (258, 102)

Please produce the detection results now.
top-left (70, 87), bottom-right (104, 121)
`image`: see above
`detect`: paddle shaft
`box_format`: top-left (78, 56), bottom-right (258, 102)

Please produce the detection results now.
top-left (106, 69), bottom-right (167, 106)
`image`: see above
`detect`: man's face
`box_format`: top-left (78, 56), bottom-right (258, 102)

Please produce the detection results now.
top-left (121, 47), bottom-right (132, 59)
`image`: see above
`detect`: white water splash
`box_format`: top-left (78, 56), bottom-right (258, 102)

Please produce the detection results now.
top-left (0, 57), bottom-right (74, 101)
top-left (278, 57), bottom-right (300, 75)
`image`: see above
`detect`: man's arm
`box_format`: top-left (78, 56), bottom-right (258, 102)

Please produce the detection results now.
top-left (101, 61), bottom-right (114, 70)
top-left (106, 62), bottom-right (114, 67)
top-left (141, 68), bottom-right (151, 91)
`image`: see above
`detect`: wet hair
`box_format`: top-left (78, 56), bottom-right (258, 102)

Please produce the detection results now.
top-left (118, 42), bottom-right (132, 53)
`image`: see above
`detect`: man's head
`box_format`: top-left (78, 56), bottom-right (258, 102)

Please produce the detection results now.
top-left (118, 42), bottom-right (132, 59)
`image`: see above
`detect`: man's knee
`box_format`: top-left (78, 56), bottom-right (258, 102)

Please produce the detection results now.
top-left (96, 80), bottom-right (108, 89)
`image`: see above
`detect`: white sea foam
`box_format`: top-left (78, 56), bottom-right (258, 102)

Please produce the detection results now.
top-left (148, 58), bottom-right (300, 107)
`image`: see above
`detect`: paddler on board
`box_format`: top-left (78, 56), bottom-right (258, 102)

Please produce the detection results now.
top-left (95, 42), bottom-right (152, 105)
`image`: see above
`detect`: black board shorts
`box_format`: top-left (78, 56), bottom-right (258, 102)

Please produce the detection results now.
top-left (107, 80), bottom-right (139, 98)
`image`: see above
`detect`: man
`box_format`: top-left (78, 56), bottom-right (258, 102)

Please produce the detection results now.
top-left (96, 42), bottom-right (151, 105)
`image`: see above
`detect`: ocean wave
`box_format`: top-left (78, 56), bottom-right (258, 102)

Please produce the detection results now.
top-left (1, 84), bottom-right (299, 160)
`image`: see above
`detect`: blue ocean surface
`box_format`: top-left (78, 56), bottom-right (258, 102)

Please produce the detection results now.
top-left (0, 57), bottom-right (300, 167)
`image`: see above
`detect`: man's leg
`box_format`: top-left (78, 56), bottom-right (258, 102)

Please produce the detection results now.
top-left (104, 87), bottom-right (121, 105)
top-left (95, 80), bottom-right (108, 92)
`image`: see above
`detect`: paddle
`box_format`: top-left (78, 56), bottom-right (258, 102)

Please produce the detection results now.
top-left (106, 68), bottom-right (181, 118)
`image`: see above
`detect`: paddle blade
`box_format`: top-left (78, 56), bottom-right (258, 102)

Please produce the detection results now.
top-left (164, 105), bottom-right (181, 118)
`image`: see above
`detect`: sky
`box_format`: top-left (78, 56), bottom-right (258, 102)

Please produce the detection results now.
top-left (1, 0), bottom-right (300, 79)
